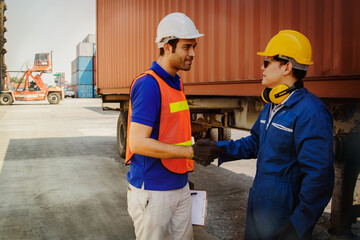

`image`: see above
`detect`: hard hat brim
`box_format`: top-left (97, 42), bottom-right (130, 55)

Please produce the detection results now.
top-left (183, 33), bottom-right (205, 39)
top-left (257, 51), bottom-right (313, 66)
top-left (257, 51), bottom-right (271, 57)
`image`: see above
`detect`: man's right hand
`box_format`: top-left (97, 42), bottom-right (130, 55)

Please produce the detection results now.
top-left (191, 138), bottom-right (223, 166)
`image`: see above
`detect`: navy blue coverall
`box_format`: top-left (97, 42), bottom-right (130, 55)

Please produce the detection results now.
top-left (217, 88), bottom-right (334, 239)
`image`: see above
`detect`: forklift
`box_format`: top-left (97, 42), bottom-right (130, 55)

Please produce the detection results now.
top-left (0, 52), bottom-right (64, 105)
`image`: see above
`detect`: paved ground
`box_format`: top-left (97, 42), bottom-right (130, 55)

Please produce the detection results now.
top-left (0, 99), bottom-right (218, 240)
top-left (0, 98), bottom-right (359, 240)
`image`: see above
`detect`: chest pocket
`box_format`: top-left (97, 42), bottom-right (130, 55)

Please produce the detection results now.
top-left (268, 118), bottom-right (294, 155)
top-left (271, 122), bottom-right (293, 133)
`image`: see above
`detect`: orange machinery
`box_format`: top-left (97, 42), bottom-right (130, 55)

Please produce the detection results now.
top-left (0, 52), bottom-right (64, 105)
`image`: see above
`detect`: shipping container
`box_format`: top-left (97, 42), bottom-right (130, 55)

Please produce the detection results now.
top-left (96, 0), bottom-right (360, 144)
top-left (71, 59), bottom-right (77, 74)
top-left (76, 57), bottom-right (93, 72)
top-left (96, 0), bottom-right (360, 235)
top-left (83, 34), bottom-right (96, 44)
top-left (71, 72), bottom-right (76, 86)
top-left (94, 85), bottom-right (98, 98)
top-left (76, 70), bottom-right (93, 85)
top-left (76, 42), bottom-right (95, 57)
top-left (71, 57), bottom-right (93, 73)
top-left (93, 56), bottom-right (96, 85)
top-left (97, 0), bottom-right (360, 98)
top-left (76, 84), bottom-right (93, 98)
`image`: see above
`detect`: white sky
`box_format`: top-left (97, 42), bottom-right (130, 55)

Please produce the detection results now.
top-left (5, 0), bottom-right (96, 85)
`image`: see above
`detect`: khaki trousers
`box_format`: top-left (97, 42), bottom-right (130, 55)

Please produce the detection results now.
top-left (127, 183), bottom-right (193, 240)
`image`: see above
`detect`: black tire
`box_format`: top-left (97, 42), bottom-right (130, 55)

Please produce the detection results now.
top-left (0, 93), bottom-right (13, 105)
top-left (210, 127), bottom-right (232, 141)
top-left (117, 111), bottom-right (128, 158)
top-left (47, 92), bottom-right (61, 104)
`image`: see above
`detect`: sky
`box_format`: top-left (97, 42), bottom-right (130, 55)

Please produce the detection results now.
top-left (5, 0), bottom-right (96, 85)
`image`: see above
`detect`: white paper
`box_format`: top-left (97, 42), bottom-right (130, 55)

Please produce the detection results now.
top-left (190, 190), bottom-right (207, 226)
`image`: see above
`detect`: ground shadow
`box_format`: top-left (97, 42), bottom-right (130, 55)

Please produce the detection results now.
top-left (0, 136), bottom-right (134, 240)
top-left (4, 136), bottom-right (119, 161)
top-left (84, 107), bottom-right (119, 115)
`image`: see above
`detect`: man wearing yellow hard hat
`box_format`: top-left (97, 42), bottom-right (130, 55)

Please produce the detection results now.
top-left (216, 30), bottom-right (335, 239)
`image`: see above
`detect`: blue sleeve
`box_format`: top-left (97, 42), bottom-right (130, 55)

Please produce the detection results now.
top-left (216, 117), bottom-right (260, 166)
top-left (131, 75), bottom-right (161, 127)
top-left (290, 106), bottom-right (334, 238)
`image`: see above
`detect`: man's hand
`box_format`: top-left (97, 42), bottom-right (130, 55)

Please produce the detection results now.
top-left (191, 138), bottom-right (222, 166)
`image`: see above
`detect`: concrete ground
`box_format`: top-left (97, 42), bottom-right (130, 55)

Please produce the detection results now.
top-left (0, 99), bottom-right (218, 240)
top-left (0, 98), bottom-right (359, 240)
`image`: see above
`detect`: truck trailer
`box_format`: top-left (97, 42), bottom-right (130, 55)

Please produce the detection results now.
top-left (96, 0), bottom-right (360, 235)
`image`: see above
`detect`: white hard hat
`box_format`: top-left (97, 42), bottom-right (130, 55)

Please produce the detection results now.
top-left (155, 12), bottom-right (204, 48)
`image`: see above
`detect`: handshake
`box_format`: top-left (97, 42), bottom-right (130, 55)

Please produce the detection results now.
top-left (191, 138), bottom-right (223, 166)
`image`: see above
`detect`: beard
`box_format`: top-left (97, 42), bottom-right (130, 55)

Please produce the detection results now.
top-left (178, 57), bottom-right (193, 71)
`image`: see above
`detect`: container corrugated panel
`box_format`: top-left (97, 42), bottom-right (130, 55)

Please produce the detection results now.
top-left (76, 84), bottom-right (93, 98)
top-left (94, 85), bottom-right (98, 98)
top-left (71, 72), bottom-right (76, 86)
top-left (76, 70), bottom-right (93, 85)
top-left (76, 57), bottom-right (93, 71)
top-left (83, 34), bottom-right (96, 44)
top-left (71, 59), bottom-right (77, 74)
top-left (96, 0), bottom-right (360, 97)
top-left (93, 56), bottom-right (96, 85)
top-left (93, 56), bottom-right (96, 71)
top-left (93, 70), bottom-right (96, 85)
top-left (77, 42), bottom-right (95, 57)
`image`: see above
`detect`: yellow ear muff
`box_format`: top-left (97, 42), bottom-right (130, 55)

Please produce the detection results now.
top-left (269, 84), bottom-right (291, 104)
top-left (261, 88), bottom-right (272, 103)
top-left (261, 84), bottom-right (297, 104)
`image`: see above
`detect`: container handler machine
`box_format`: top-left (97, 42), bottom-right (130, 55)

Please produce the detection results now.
top-left (0, 52), bottom-right (64, 105)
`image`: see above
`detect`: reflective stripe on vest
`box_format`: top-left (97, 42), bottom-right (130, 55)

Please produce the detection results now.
top-left (174, 140), bottom-right (192, 146)
top-left (125, 70), bottom-right (194, 174)
top-left (170, 101), bottom-right (189, 113)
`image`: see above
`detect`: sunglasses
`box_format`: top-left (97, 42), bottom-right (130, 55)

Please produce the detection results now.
top-left (263, 57), bottom-right (289, 68)
top-left (263, 58), bottom-right (278, 68)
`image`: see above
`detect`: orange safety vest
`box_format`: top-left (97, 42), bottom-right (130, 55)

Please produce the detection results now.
top-left (125, 70), bottom-right (194, 174)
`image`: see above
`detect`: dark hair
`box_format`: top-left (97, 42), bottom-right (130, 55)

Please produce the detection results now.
top-left (274, 56), bottom-right (306, 86)
top-left (159, 39), bottom-right (179, 56)
top-left (292, 69), bottom-right (307, 82)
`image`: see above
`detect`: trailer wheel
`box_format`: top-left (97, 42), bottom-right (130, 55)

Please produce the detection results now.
top-left (210, 127), bottom-right (231, 141)
top-left (0, 93), bottom-right (13, 105)
top-left (117, 111), bottom-right (128, 158)
top-left (48, 93), bottom-right (61, 104)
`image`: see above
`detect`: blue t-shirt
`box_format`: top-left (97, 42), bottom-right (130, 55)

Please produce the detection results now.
top-left (127, 61), bottom-right (189, 191)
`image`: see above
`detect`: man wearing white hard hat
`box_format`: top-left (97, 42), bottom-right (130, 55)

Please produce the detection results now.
top-left (125, 12), bottom-right (221, 240)
top-left (214, 30), bottom-right (334, 239)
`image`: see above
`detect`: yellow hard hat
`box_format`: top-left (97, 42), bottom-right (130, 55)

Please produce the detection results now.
top-left (257, 30), bottom-right (313, 67)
